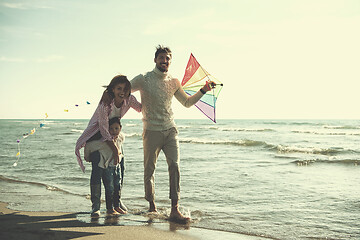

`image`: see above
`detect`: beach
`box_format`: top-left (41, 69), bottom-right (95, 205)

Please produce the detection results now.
top-left (0, 201), bottom-right (271, 240)
top-left (0, 201), bottom-right (193, 240)
top-left (1, 119), bottom-right (359, 239)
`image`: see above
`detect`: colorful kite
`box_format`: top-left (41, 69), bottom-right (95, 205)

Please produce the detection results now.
top-left (181, 54), bottom-right (223, 123)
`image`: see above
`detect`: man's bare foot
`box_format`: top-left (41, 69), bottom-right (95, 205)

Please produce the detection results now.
top-left (114, 207), bottom-right (127, 214)
top-left (169, 207), bottom-right (190, 224)
top-left (106, 208), bottom-right (121, 215)
top-left (148, 200), bottom-right (157, 213)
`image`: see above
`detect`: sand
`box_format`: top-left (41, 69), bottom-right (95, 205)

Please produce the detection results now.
top-left (0, 201), bottom-right (195, 240)
top-left (0, 201), bottom-right (271, 240)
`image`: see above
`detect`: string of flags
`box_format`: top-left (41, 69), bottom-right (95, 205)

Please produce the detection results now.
top-left (13, 114), bottom-right (46, 167)
top-left (13, 102), bottom-right (91, 167)
top-left (64, 101), bottom-right (91, 112)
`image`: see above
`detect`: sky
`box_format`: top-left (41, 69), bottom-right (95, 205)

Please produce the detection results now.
top-left (1, 0), bottom-right (360, 120)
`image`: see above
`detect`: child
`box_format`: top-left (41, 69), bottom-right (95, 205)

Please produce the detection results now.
top-left (84, 117), bottom-right (126, 215)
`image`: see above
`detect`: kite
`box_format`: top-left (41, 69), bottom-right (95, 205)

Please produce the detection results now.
top-left (181, 54), bottom-right (223, 123)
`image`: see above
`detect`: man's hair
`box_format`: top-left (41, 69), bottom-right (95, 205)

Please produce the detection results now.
top-left (109, 117), bottom-right (121, 127)
top-left (155, 45), bottom-right (172, 59)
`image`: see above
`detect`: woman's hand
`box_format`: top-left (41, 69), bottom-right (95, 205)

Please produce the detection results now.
top-left (106, 140), bottom-right (120, 165)
top-left (111, 144), bottom-right (120, 165)
top-left (113, 153), bottom-right (120, 165)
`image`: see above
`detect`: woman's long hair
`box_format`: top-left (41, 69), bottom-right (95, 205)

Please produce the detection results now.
top-left (104, 74), bottom-right (131, 100)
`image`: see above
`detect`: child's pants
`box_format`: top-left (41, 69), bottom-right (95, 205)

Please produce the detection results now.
top-left (90, 151), bottom-right (123, 211)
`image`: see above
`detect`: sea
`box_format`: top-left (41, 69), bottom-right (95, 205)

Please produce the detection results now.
top-left (0, 119), bottom-right (359, 240)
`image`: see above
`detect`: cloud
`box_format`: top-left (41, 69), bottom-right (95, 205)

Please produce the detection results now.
top-left (1, 2), bottom-right (52, 10)
top-left (1, 3), bottom-right (26, 9)
top-left (0, 56), bottom-right (25, 62)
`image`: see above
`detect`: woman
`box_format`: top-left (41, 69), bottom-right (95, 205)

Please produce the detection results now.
top-left (75, 75), bottom-right (141, 216)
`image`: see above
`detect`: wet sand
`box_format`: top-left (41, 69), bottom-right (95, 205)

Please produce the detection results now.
top-left (0, 201), bottom-right (271, 240)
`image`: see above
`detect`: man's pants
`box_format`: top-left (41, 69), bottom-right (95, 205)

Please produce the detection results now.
top-left (143, 127), bottom-right (180, 201)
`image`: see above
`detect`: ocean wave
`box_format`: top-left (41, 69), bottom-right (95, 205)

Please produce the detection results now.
top-left (71, 129), bottom-right (84, 133)
top-left (323, 125), bottom-right (360, 130)
top-left (264, 121), bottom-right (322, 126)
top-left (177, 125), bottom-right (191, 129)
top-left (177, 125), bottom-right (220, 131)
top-left (43, 121), bottom-right (56, 124)
top-left (193, 126), bottom-right (275, 132)
top-left (276, 145), bottom-right (341, 155)
top-left (124, 132), bottom-right (142, 138)
top-left (293, 158), bottom-right (359, 166)
top-left (125, 123), bottom-right (139, 127)
top-left (57, 176), bottom-right (88, 182)
top-left (221, 127), bottom-right (274, 132)
top-left (179, 138), bottom-right (269, 147)
top-left (178, 125), bottom-right (219, 130)
top-left (178, 138), bottom-right (347, 156)
top-left (11, 120), bottom-right (41, 124)
top-left (60, 129), bottom-right (84, 135)
top-left (131, 206), bottom-right (196, 221)
top-left (0, 175), bottom-right (86, 197)
top-left (291, 130), bottom-right (360, 136)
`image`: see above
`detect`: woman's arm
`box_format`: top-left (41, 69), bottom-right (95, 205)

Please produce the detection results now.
top-left (96, 103), bottom-right (113, 141)
top-left (129, 95), bottom-right (142, 112)
top-left (105, 140), bottom-right (120, 165)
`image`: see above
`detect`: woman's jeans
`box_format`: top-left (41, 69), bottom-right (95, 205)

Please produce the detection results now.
top-left (90, 151), bottom-right (124, 212)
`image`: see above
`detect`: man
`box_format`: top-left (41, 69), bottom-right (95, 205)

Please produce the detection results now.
top-left (131, 45), bottom-right (213, 222)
